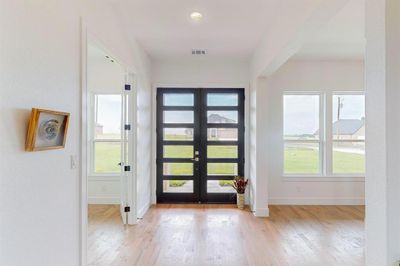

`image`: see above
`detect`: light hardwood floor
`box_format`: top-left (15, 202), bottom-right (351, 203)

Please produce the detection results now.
top-left (88, 204), bottom-right (364, 266)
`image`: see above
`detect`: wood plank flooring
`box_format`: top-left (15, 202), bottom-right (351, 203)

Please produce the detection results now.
top-left (88, 204), bottom-right (364, 266)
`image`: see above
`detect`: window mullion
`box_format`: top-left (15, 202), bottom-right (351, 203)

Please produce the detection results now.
top-left (90, 94), bottom-right (96, 174)
top-left (93, 139), bottom-right (123, 143)
top-left (325, 92), bottom-right (333, 176)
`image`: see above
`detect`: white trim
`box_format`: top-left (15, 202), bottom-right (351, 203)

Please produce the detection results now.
top-left (320, 92), bottom-right (326, 175)
top-left (332, 139), bottom-right (365, 143)
top-left (79, 18), bottom-right (88, 266)
top-left (88, 176), bottom-right (120, 182)
top-left (282, 176), bottom-right (365, 182)
top-left (333, 91), bottom-right (365, 96)
top-left (326, 91), bottom-right (333, 174)
top-left (282, 91), bottom-right (366, 177)
top-left (253, 207), bottom-right (270, 217)
top-left (137, 202), bottom-right (152, 219)
top-left (89, 172), bottom-right (121, 177)
top-left (269, 197), bottom-right (365, 205)
top-left (88, 196), bottom-right (120, 204)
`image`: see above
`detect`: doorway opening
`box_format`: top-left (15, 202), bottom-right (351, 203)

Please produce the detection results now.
top-left (84, 37), bottom-right (137, 264)
top-left (156, 88), bottom-right (245, 203)
top-left (86, 40), bottom-right (136, 223)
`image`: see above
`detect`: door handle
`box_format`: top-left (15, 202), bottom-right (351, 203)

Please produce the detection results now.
top-left (191, 157), bottom-right (199, 162)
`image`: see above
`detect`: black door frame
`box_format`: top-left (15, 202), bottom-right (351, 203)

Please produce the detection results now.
top-left (156, 87), bottom-right (245, 203)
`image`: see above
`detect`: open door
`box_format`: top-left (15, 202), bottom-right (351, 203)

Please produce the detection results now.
top-left (120, 72), bottom-right (137, 225)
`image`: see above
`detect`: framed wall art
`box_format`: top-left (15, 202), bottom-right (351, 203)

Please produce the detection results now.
top-left (25, 108), bottom-right (70, 151)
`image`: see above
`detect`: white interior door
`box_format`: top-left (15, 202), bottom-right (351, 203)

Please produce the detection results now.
top-left (120, 72), bottom-right (137, 225)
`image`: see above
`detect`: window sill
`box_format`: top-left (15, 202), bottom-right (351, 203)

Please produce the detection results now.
top-left (89, 175), bottom-right (120, 182)
top-left (282, 175), bottom-right (365, 182)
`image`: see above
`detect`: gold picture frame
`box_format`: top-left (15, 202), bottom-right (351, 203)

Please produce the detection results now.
top-left (25, 108), bottom-right (70, 151)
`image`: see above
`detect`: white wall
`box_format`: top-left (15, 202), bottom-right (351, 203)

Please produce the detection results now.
top-left (153, 58), bottom-right (249, 86)
top-left (365, 0), bottom-right (400, 264)
top-left (0, 0), bottom-right (152, 265)
top-left (152, 58), bottom-right (250, 203)
top-left (87, 44), bottom-right (126, 94)
top-left (258, 60), bottom-right (365, 205)
top-left (248, 1), bottom-right (352, 216)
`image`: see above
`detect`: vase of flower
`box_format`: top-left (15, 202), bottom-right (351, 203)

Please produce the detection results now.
top-left (237, 193), bottom-right (245, 209)
top-left (232, 176), bottom-right (248, 210)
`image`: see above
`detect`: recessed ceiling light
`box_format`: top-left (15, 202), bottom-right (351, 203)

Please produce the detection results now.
top-left (190, 11), bottom-right (203, 22)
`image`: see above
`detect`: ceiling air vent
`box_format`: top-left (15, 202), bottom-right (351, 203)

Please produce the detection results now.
top-left (192, 49), bottom-right (206, 55)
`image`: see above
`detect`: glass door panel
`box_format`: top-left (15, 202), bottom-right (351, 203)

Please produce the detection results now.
top-left (157, 88), bottom-right (200, 202)
top-left (201, 89), bottom-right (245, 201)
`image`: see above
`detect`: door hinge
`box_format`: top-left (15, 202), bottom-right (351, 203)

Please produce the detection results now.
top-left (124, 206), bottom-right (131, 212)
top-left (125, 84), bottom-right (131, 91)
top-left (124, 165), bottom-right (131, 172)
top-left (124, 124), bottom-right (131, 130)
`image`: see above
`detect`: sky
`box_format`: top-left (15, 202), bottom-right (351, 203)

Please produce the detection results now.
top-left (95, 93), bottom-right (364, 137)
top-left (163, 93), bottom-right (238, 123)
top-left (96, 95), bottom-right (122, 134)
top-left (284, 94), bottom-right (365, 136)
top-left (164, 93), bottom-right (238, 106)
top-left (96, 93), bottom-right (239, 133)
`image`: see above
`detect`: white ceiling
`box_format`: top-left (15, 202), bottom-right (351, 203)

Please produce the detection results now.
top-left (110, 0), bottom-right (365, 61)
top-left (293, 0), bottom-right (365, 60)
top-left (112, 0), bottom-right (285, 60)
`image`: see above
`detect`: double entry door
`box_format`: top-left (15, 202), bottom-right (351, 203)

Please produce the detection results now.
top-left (156, 88), bottom-right (244, 203)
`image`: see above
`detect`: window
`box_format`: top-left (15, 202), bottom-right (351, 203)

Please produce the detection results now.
top-left (284, 94), bottom-right (322, 174)
top-left (283, 92), bottom-right (365, 176)
top-left (91, 94), bottom-right (122, 174)
top-left (332, 94), bottom-right (365, 174)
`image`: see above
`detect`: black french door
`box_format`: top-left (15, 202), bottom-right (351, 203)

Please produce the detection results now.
top-left (156, 88), bottom-right (244, 203)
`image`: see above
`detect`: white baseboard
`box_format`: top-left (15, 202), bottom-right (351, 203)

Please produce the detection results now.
top-left (253, 207), bottom-right (270, 217)
top-left (269, 197), bottom-right (365, 205)
top-left (88, 196), bottom-right (120, 204)
top-left (137, 201), bottom-right (151, 219)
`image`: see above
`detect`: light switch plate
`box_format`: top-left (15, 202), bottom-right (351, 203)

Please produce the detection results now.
top-left (70, 155), bottom-right (78, 169)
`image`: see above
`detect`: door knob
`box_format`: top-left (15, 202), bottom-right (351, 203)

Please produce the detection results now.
top-left (191, 157), bottom-right (199, 162)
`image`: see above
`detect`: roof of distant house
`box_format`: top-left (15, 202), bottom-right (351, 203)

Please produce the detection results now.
top-left (315, 119), bottom-right (365, 135)
top-left (208, 114), bottom-right (235, 123)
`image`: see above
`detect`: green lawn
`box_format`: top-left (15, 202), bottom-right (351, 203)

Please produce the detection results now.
top-left (284, 147), bottom-right (365, 174)
top-left (163, 143), bottom-right (238, 176)
top-left (94, 142), bottom-right (121, 173)
top-left (94, 141), bottom-right (365, 176)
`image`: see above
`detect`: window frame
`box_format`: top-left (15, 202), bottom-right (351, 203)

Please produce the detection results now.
top-left (283, 92), bottom-right (324, 177)
top-left (283, 91), bottom-right (365, 178)
top-left (330, 91), bottom-right (365, 176)
top-left (89, 93), bottom-right (123, 176)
